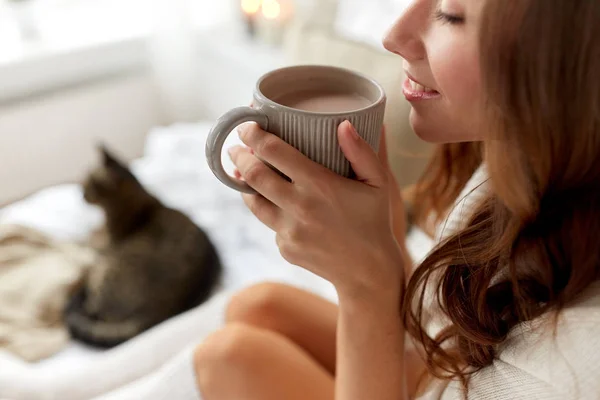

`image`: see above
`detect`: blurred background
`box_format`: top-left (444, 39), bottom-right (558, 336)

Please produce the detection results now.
top-left (0, 0), bottom-right (429, 205)
top-left (0, 3), bottom-right (439, 395)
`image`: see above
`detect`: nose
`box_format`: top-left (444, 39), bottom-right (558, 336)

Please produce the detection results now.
top-left (383, 1), bottom-right (428, 61)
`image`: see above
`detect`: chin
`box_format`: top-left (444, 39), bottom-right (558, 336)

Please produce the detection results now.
top-left (409, 110), bottom-right (447, 143)
top-left (409, 108), bottom-right (479, 144)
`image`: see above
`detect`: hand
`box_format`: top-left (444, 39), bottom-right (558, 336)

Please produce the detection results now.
top-left (235, 126), bottom-right (408, 243)
top-left (378, 126), bottom-right (408, 247)
top-left (229, 121), bottom-right (405, 295)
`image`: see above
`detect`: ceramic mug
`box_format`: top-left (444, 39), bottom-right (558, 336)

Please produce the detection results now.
top-left (205, 65), bottom-right (386, 193)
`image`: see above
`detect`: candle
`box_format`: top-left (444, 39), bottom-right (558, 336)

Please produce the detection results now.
top-left (256, 0), bottom-right (293, 46)
top-left (261, 0), bottom-right (281, 20)
top-left (241, 0), bottom-right (262, 15)
top-left (241, 0), bottom-right (262, 37)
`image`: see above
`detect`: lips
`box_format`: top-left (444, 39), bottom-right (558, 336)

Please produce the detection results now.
top-left (402, 76), bottom-right (441, 101)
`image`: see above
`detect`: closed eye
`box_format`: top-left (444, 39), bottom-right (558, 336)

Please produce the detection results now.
top-left (435, 10), bottom-right (465, 25)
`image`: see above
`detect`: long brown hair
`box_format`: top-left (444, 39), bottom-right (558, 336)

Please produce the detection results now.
top-left (412, 142), bottom-right (483, 234)
top-left (405, 0), bottom-right (600, 389)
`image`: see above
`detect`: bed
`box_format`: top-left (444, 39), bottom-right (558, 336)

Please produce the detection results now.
top-left (0, 122), bottom-right (433, 399)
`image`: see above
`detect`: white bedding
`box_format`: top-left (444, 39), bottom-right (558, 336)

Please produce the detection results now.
top-left (0, 122), bottom-right (433, 398)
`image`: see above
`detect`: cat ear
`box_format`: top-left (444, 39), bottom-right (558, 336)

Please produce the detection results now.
top-left (96, 143), bottom-right (139, 184)
top-left (97, 143), bottom-right (123, 169)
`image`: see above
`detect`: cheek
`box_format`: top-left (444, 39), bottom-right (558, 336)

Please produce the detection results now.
top-left (428, 36), bottom-right (484, 139)
top-left (431, 39), bottom-right (481, 112)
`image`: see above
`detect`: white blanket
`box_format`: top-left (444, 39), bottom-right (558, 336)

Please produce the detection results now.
top-left (0, 122), bottom-right (433, 399)
top-left (0, 123), bottom-right (338, 396)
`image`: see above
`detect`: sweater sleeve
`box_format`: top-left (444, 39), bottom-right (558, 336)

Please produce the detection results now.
top-left (421, 283), bottom-right (600, 400)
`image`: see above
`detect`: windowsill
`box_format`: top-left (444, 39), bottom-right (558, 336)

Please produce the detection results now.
top-left (0, 0), bottom-right (237, 103)
top-left (0, 35), bottom-right (149, 104)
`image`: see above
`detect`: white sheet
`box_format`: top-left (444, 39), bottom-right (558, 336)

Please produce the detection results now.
top-left (0, 123), bottom-right (336, 376)
top-left (0, 121), bottom-right (433, 398)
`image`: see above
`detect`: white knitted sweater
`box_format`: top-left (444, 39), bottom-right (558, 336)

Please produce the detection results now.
top-left (420, 167), bottom-right (600, 400)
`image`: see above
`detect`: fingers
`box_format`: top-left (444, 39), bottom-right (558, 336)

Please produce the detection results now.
top-left (242, 193), bottom-right (281, 231)
top-left (229, 146), bottom-right (292, 209)
top-left (378, 125), bottom-right (391, 170)
top-left (337, 121), bottom-right (387, 187)
top-left (237, 123), bottom-right (319, 183)
top-left (230, 147), bottom-right (282, 231)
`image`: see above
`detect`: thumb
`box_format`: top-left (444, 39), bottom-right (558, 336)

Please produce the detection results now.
top-left (338, 120), bottom-right (386, 186)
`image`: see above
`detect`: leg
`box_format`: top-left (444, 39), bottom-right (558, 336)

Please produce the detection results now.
top-left (194, 323), bottom-right (334, 400)
top-left (225, 282), bottom-right (338, 373)
top-left (225, 283), bottom-right (427, 396)
top-left (91, 283), bottom-right (338, 400)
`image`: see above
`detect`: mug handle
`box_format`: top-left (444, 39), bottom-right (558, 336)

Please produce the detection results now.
top-left (205, 107), bottom-right (269, 194)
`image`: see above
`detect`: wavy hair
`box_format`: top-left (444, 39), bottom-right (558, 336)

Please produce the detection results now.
top-left (405, 0), bottom-right (600, 390)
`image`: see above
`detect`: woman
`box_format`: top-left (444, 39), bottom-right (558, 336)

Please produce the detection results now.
top-left (194, 0), bottom-right (600, 399)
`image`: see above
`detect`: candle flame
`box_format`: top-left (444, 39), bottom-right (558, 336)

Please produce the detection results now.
top-left (261, 0), bottom-right (281, 20)
top-left (241, 0), bottom-right (261, 15)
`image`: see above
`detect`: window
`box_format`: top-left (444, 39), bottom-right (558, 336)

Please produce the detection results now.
top-left (334, 0), bottom-right (411, 49)
top-left (0, 0), bottom-right (236, 102)
top-left (0, 0), bottom-right (235, 64)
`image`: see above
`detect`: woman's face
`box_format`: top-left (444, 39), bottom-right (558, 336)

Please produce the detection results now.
top-left (384, 0), bottom-right (485, 143)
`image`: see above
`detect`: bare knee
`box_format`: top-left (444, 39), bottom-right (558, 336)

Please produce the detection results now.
top-left (225, 282), bottom-right (292, 325)
top-left (194, 323), bottom-right (255, 371)
top-left (194, 323), bottom-right (268, 397)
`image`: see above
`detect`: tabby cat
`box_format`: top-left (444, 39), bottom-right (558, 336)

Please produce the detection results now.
top-left (65, 146), bottom-right (222, 348)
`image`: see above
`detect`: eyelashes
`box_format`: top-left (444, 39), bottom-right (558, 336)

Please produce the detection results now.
top-left (434, 9), bottom-right (465, 25)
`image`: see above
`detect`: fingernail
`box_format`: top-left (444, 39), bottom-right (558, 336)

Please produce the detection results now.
top-left (347, 121), bottom-right (360, 141)
top-left (237, 124), bottom-right (247, 136)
